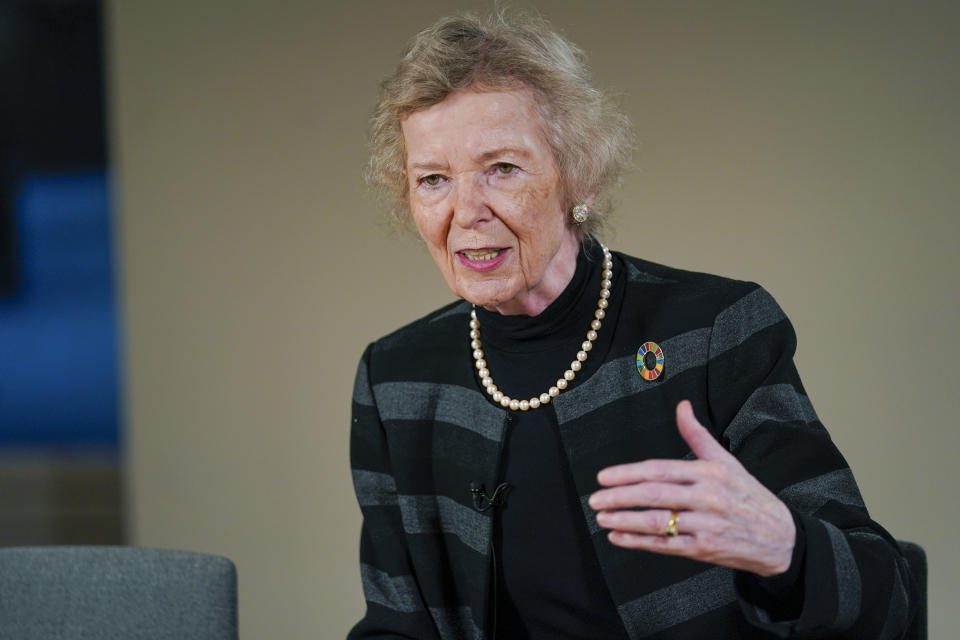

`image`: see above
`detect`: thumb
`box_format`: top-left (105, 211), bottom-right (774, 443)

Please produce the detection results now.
top-left (676, 400), bottom-right (728, 461)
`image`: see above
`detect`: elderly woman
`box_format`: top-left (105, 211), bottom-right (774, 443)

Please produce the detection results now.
top-left (349, 12), bottom-right (911, 640)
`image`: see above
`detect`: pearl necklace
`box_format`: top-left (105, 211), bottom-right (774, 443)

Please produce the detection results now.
top-left (470, 244), bottom-right (613, 411)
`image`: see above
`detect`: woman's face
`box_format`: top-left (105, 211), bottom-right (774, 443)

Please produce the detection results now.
top-left (401, 88), bottom-right (580, 316)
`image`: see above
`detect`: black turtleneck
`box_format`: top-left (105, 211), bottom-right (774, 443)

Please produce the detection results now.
top-left (476, 239), bottom-right (630, 640)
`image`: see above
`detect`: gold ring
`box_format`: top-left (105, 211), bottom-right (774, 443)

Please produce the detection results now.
top-left (663, 511), bottom-right (680, 537)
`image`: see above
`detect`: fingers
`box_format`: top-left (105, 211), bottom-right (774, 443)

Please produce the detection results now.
top-left (590, 400), bottom-right (797, 575)
top-left (607, 530), bottom-right (697, 554)
top-left (601, 507), bottom-right (797, 576)
top-left (600, 510), bottom-right (700, 556)
top-left (596, 401), bottom-right (731, 488)
top-left (595, 508), bottom-right (702, 537)
top-left (596, 458), bottom-right (711, 487)
top-left (590, 481), bottom-right (703, 512)
top-left (675, 400), bottom-right (729, 462)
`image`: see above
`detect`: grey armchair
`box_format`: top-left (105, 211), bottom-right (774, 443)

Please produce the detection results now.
top-left (0, 546), bottom-right (237, 640)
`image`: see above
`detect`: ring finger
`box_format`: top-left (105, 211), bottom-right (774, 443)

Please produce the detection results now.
top-left (595, 508), bottom-right (704, 537)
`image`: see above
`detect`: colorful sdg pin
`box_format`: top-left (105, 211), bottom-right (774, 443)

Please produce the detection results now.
top-left (636, 341), bottom-right (664, 381)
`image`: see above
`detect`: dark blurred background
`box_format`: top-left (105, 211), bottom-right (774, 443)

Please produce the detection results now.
top-left (0, 0), bottom-right (122, 545)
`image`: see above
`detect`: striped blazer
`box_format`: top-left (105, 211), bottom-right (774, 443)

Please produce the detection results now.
top-left (348, 251), bottom-right (912, 639)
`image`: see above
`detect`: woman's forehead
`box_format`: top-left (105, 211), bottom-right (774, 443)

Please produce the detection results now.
top-left (401, 88), bottom-right (549, 162)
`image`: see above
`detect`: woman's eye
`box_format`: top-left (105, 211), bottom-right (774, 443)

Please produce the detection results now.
top-left (494, 163), bottom-right (517, 175)
top-left (419, 174), bottom-right (443, 186)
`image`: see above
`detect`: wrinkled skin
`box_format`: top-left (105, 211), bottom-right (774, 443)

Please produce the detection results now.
top-left (401, 88), bottom-right (580, 317)
top-left (590, 401), bottom-right (796, 577)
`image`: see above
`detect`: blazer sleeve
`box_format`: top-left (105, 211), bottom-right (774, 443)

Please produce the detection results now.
top-left (705, 285), bottom-right (913, 639)
top-left (347, 345), bottom-right (442, 640)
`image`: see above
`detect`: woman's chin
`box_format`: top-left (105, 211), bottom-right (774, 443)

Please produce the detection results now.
top-left (466, 292), bottom-right (539, 316)
top-left (461, 293), bottom-right (509, 311)
top-left (457, 285), bottom-right (517, 313)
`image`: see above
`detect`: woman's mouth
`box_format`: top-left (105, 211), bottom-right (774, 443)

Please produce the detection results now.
top-left (457, 248), bottom-right (510, 271)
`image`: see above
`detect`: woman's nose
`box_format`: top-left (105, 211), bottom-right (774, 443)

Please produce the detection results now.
top-left (452, 174), bottom-right (493, 228)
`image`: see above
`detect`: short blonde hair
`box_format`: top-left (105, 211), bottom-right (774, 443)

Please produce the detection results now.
top-left (368, 11), bottom-right (633, 237)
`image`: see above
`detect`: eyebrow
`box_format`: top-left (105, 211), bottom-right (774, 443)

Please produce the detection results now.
top-left (408, 161), bottom-right (448, 172)
top-left (408, 147), bottom-right (534, 173)
top-left (477, 147), bottom-right (533, 163)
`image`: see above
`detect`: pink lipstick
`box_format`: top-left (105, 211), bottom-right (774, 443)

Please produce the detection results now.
top-left (456, 247), bottom-right (510, 272)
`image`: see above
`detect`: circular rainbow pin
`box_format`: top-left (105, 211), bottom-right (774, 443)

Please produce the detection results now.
top-left (636, 341), bottom-right (664, 381)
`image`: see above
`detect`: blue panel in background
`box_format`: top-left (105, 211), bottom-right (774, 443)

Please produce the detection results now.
top-left (0, 170), bottom-right (119, 449)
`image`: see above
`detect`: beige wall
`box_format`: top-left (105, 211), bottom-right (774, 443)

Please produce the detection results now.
top-left (107, 1), bottom-right (959, 637)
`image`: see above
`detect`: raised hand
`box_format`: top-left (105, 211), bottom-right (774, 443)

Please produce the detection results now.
top-left (588, 400), bottom-right (796, 577)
